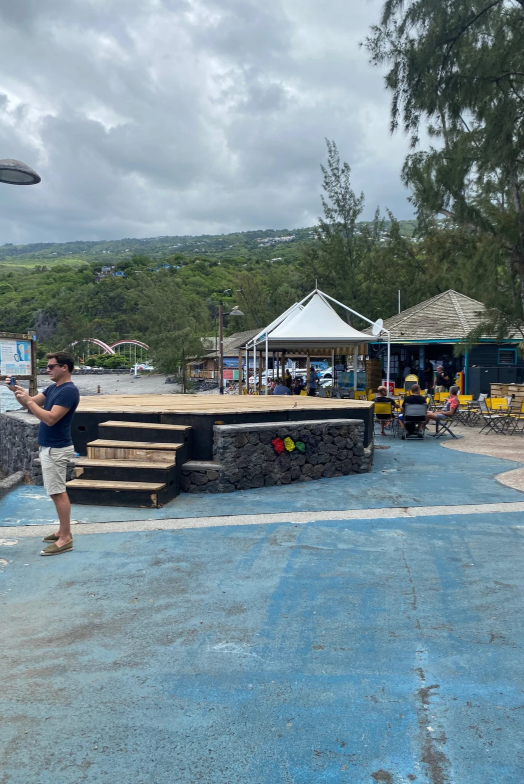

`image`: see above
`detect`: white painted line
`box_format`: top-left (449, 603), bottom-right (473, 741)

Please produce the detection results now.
top-left (2, 501), bottom-right (524, 538)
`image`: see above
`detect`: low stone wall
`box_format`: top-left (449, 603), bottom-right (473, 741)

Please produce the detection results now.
top-left (0, 411), bottom-right (76, 485)
top-left (1, 411), bottom-right (373, 494)
top-left (0, 411), bottom-right (40, 481)
top-left (181, 418), bottom-right (372, 494)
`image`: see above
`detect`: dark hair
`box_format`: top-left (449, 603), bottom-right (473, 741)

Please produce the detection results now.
top-left (47, 351), bottom-right (74, 373)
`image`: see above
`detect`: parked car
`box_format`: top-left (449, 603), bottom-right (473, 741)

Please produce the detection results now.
top-left (130, 363), bottom-right (155, 373)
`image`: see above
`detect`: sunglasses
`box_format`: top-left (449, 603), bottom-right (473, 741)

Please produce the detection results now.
top-left (46, 363), bottom-right (63, 369)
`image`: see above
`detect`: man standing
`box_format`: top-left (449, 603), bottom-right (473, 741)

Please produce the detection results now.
top-left (435, 365), bottom-right (451, 393)
top-left (307, 365), bottom-right (318, 396)
top-left (7, 352), bottom-right (80, 556)
top-left (424, 360), bottom-right (434, 394)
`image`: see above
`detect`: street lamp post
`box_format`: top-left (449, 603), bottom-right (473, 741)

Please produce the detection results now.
top-left (218, 303), bottom-right (244, 394)
top-left (0, 158), bottom-right (41, 395)
top-left (0, 159), bottom-right (41, 185)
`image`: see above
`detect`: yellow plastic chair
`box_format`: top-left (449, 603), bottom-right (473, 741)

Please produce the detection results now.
top-left (394, 388), bottom-right (405, 396)
top-left (458, 395), bottom-right (473, 404)
top-left (433, 392), bottom-right (441, 403)
top-left (374, 402), bottom-right (398, 437)
top-left (300, 390), bottom-right (307, 396)
top-left (489, 397), bottom-right (509, 410)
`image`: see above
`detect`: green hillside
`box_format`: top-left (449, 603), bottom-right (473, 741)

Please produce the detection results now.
top-left (0, 221), bottom-right (417, 268)
top-left (0, 213), bottom-right (506, 381)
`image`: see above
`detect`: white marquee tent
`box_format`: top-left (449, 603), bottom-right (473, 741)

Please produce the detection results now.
top-left (243, 289), bottom-right (391, 394)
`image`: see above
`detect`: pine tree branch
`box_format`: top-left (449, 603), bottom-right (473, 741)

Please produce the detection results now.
top-left (442, 1), bottom-right (503, 58)
top-left (438, 1), bottom-right (505, 92)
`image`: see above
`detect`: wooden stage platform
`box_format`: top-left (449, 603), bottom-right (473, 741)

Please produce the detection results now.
top-left (77, 394), bottom-right (373, 415)
top-left (73, 394), bottom-right (374, 459)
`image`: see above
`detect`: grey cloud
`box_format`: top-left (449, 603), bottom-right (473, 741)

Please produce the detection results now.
top-left (0, 0), bottom-right (414, 244)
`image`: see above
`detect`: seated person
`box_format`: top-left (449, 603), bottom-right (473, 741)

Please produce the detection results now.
top-left (375, 385), bottom-right (397, 436)
top-left (273, 379), bottom-right (292, 395)
top-left (426, 385), bottom-right (459, 428)
top-left (292, 377), bottom-right (304, 395)
top-left (399, 383), bottom-right (427, 437)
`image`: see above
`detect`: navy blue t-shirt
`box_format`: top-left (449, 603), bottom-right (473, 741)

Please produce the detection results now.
top-left (38, 381), bottom-right (80, 448)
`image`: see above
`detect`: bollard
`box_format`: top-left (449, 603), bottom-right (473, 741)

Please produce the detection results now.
top-left (97, 385), bottom-right (101, 394)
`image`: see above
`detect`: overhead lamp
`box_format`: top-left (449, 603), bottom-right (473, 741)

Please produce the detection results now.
top-left (0, 159), bottom-right (41, 185)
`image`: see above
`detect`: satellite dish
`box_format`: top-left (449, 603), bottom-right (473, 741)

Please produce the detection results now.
top-left (372, 318), bottom-right (384, 336)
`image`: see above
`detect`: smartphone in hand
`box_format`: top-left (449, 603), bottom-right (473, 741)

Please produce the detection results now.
top-left (8, 376), bottom-right (16, 388)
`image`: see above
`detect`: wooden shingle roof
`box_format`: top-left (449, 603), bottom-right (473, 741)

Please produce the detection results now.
top-left (368, 290), bottom-right (489, 343)
top-left (201, 329), bottom-right (262, 358)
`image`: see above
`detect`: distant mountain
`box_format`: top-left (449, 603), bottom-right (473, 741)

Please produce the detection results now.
top-left (0, 221), bottom-right (417, 268)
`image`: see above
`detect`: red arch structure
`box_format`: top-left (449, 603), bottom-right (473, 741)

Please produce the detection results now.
top-left (71, 338), bottom-right (115, 355)
top-left (110, 340), bottom-right (150, 351)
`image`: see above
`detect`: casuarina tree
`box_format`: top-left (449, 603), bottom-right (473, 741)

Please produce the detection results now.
top-left (366, 0), bottom-right (524, 328)
top-left (304, 139), bottom-right (385, 323)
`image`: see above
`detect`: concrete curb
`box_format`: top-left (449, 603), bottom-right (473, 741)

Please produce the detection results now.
top-left (0, 471), bottom-right (25, 500)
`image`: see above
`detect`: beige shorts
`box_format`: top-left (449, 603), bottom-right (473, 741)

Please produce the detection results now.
top-left (40, 446), bottom-right (75, 496)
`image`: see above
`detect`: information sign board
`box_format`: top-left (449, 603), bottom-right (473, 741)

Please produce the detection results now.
top-left (0, 338), bottom-right (32, 376)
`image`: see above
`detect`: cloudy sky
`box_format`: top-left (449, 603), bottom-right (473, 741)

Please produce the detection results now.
top-left (0, 0), bottom-right (415, 244)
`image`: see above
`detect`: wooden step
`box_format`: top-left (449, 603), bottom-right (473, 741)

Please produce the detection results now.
top-left (99, 421), bottom-right (192, 445)
top-left (100, 420), bottom-right (191, 432)
top-left (75, 458), bottom-right (176, 469)
top-left (87, 439), bottom-right (184, 463)
top-left (88, 439), bottom-right (182, 450)
top-left (74, 458), bottom-right (179, 486)
top-left (68, 479), bottom-right (166, 490)
top-left (66, 478), bottom-right (170, 508)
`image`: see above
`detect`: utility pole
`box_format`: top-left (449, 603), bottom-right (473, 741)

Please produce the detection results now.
top-left (219, 301), bottom-right (224, 395)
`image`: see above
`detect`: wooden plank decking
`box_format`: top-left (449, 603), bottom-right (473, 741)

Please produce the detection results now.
top-left (77, 394), bottom-right (373, 415)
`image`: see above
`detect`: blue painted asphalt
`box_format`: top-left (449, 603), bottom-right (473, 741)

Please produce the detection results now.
top-left (2, 512), bottom-right (524, 782)
top-left (0, 438), bottom-right (523, 526)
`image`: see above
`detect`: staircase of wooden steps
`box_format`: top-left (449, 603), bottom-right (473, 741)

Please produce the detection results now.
top-left (66, 420), bottom-right (193, 508)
